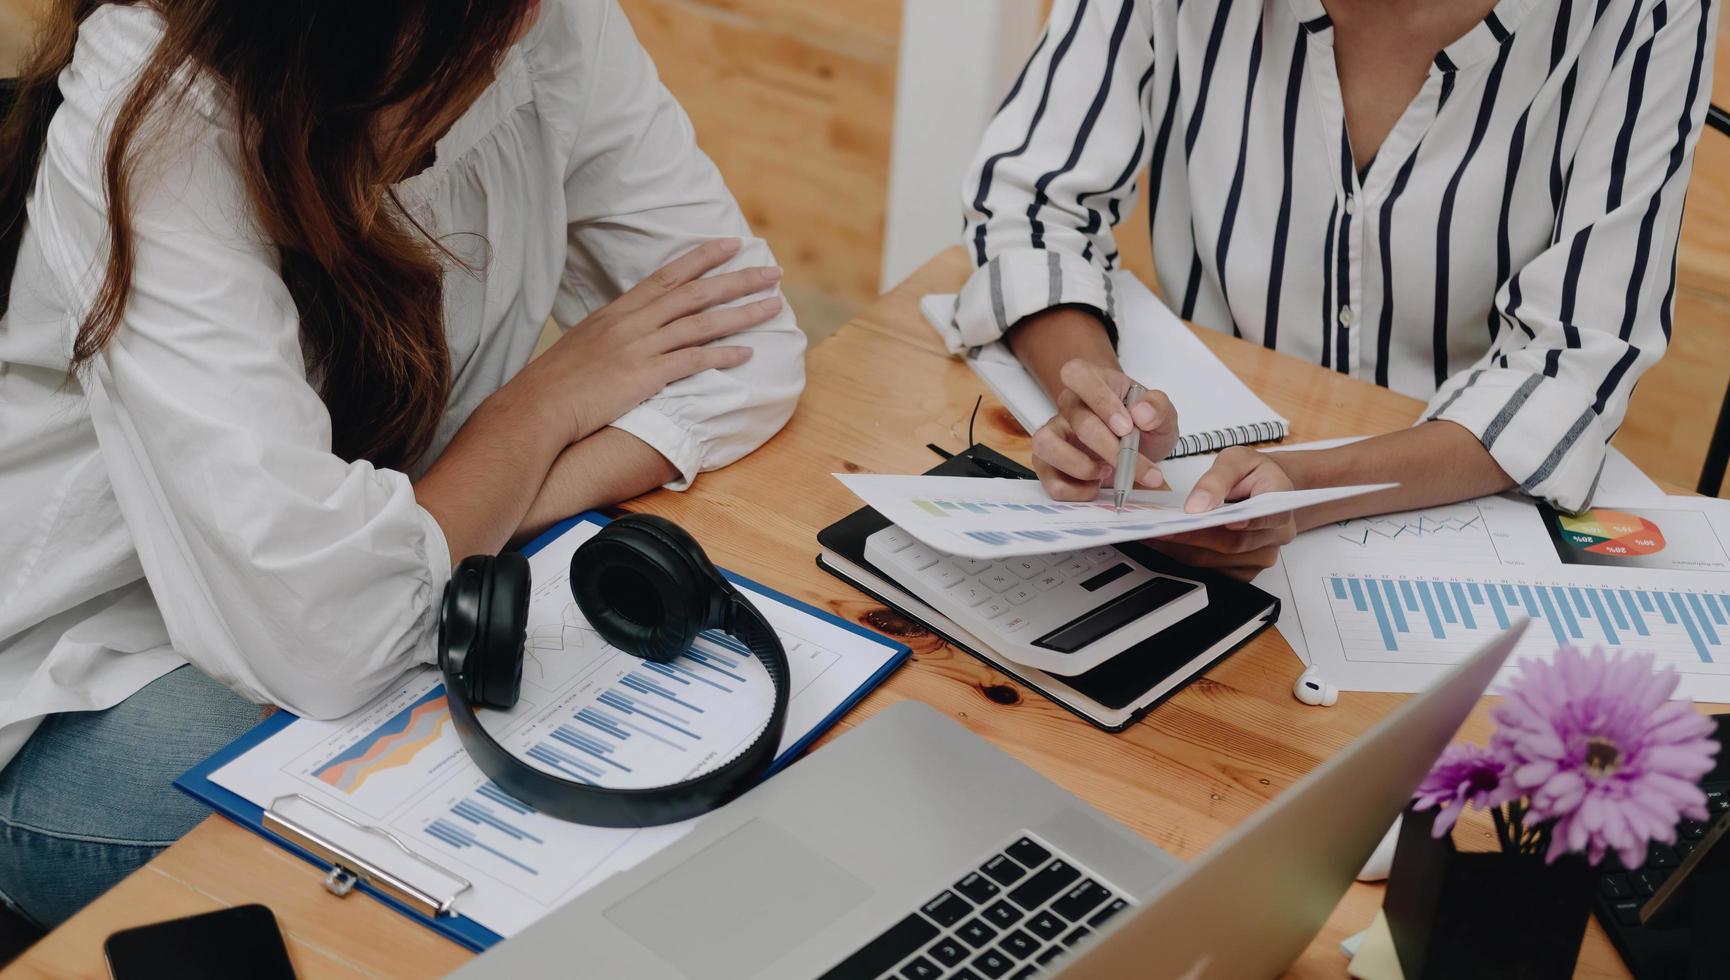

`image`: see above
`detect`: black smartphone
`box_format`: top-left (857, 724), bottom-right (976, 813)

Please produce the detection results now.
top-left (103, 904), bottom-right (296, 980)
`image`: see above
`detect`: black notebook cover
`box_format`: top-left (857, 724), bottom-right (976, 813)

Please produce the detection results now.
top-left (817, 444), bottom-right (1279, 731)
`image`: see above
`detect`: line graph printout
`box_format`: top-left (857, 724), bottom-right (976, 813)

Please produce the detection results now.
top-left (1276, 493), bottom-right (1730, 701)
top-left (208, 520), bottom-right (900, 940)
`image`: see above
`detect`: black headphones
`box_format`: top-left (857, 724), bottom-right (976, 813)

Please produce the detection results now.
top-left (437, 514), bottom-right (790, 828)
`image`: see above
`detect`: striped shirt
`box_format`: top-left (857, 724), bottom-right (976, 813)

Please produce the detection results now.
top-left (957, 0), bottom-right (1719, 511)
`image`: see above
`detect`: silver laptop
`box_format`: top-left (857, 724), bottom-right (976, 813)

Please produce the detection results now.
top-left (456, 623), bottom-right (1524, 980)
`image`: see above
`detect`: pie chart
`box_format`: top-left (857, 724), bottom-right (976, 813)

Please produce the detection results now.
top-left (1556, 509), bottom-right (1666, 558)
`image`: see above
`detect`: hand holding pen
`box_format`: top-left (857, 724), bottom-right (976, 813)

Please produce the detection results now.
top-left (1028, 358), bottom-right (1178, 503)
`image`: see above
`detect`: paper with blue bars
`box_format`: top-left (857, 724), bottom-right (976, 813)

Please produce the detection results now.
top-left (204, 519), bottom-right (903, 941)
top-left (835, 473), bottom-right (1390, 558)
top-left (1277, 492), bottom-right (1730, 702)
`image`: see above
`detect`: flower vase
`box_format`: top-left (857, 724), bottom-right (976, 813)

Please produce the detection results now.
top-left (1383, 805), bottom-right (1595, 980)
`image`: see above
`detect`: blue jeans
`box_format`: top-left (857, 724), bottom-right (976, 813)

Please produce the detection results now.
top-left (0, 665), bottom-right (259, 929)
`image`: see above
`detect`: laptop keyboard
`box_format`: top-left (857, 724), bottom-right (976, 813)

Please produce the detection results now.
top-left (818, 834), bottom-right (1132, 979)
top-left (1596, 780), bottom-right (1727, 927)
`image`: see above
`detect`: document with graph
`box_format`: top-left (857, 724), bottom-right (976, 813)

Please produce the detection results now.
top-left (835, 473), bottom-right (1389, 558)
top-left (177, 515), bottom-right (909, 947)
top-left (1273, 493), bottom-right (1730, 701)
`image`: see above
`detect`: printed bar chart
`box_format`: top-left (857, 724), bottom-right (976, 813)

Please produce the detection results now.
top-left (1327, 574), bottom-right (1729, 663)
top-left (424, 782), bottom-right (544, 875)
top-left (519, 629), bottom-right (758, 787)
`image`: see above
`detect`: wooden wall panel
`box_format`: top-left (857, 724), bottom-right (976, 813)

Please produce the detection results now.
top-left (619, 0), bottom-right (901, 330)
top-left (0, 0), bottom-right (47, 77)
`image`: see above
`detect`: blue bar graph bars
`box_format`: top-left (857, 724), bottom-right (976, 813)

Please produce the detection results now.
top-left (1326, 576), bottom-right (1723, 663)
top-left (424, 781), bottom-right (542, 875)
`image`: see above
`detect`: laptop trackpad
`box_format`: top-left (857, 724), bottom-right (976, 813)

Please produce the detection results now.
top-left (604, 818), bottom-right (873, 980)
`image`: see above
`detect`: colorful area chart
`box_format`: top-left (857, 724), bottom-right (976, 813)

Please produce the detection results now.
top-left (1556, 509), bottom-right (1666, 558)
top-left (314, 687), bottom-right (450, 793)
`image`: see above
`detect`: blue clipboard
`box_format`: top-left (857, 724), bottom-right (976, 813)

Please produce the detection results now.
top-left (174, 510), bottom-right (911, 952)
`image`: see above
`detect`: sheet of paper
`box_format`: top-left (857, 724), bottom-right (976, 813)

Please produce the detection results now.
top-left (1272, 492), bottom-right (1730, 701)
top-left (209, 520), bottom-right (901, 940)
top-left (921, 273), bottom-right (1287, 454)
top-left (1253, 441), bottom-right (1663, 668)
top-left (835, 473), bottom-right (1392, 559)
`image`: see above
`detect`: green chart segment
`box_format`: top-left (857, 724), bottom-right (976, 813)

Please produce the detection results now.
top-left (1326, 575), bottom-right (1728, 663)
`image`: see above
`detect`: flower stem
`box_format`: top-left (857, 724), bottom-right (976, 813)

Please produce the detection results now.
top-left (1491, 804), bottom-right (1512, 853)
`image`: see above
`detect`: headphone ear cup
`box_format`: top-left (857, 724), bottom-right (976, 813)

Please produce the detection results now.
top-left (571, 515), bottom-right (716, 663)
top-left (474, 552), bottom-right (529, 709)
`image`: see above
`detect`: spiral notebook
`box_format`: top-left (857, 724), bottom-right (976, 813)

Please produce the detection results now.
top-left (921, 270), bottom-right (1288, 457)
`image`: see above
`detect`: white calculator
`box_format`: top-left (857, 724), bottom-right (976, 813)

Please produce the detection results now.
top-left (863, 524), bottom-right (1208, 676)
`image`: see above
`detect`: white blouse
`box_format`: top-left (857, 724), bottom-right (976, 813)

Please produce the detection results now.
top-left (0, 1), bottom-right (806, 768)
top-left (957, 0), bottom-right (1717, 512)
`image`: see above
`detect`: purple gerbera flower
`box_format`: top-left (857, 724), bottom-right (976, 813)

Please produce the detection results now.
top-left (1492, 647), bottom-right (1720, 868)
top-left (1414, 742), bottom-right (1510, 836)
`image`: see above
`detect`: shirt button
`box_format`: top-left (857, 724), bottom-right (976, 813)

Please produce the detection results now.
top-left (1344, 194), bottom-right (1358, 216)
top-left (1338, 306), bottom-right (1355, 326)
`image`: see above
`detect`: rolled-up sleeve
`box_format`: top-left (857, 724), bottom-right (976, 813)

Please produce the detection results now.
top-left (46, 97), bottom-right (451, 719)
top-left (541, 0), bottom-right (806, 490)
top-left (1426, 0), bottom-right (1716, 512)
top-left (955, 0), bottom-right (1158, 350)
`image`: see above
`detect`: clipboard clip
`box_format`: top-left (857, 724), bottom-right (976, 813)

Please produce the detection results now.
top-left (263, 794), bottom-right (473, 918)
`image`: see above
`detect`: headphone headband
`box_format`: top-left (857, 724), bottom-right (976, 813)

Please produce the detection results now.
top-left (438, 515), bottom-right (791, 828)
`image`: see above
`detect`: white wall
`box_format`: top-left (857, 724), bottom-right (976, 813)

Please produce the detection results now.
top-left (879, 0), bottom-right (1045, 293)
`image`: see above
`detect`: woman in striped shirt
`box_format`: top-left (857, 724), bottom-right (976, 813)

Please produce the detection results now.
top-left (956, 0), bottom-right (1717, 579)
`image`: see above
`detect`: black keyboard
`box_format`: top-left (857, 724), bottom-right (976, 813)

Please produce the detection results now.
top-left (818, 835), bottom-right (1133, 979)
top-left (1593, 778), bottom-right (1729, 978)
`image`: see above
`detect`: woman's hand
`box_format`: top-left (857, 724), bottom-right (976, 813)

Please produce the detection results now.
top-left (1030, 358), bottom-right (1179, 501)
top-left (1147, 447), bottom-right (1297, 580)
top-left (505, 238), bottom-right (782, 445)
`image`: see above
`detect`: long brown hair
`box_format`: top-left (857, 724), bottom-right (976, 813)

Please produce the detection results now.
top-left (0, 0), bottom-right (535, 468)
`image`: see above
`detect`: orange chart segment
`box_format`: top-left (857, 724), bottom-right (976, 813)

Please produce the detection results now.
top-left (1557, 509), bottom-right (1666, 558)
top-left (313, 686), bottom-right (451, 793)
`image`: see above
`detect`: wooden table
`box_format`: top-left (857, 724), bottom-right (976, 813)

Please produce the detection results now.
top-left (11, 248), bottom-right (1659, 979)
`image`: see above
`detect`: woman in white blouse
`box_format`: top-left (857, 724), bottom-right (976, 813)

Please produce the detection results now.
top-left (0, 0), bottom-right (804, 926)
top-left (958, 0), bottom-right (1716, 579)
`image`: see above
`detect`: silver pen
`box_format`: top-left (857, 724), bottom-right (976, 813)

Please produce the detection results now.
top-left (1112, 382), bottom-right (1146, 513)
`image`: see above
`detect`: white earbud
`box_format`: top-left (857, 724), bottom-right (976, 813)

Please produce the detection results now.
top-left (1293, 666), bottom-right (1339, 707)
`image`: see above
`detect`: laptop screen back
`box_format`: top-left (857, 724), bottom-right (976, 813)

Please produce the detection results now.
top-left (1057, 623), bottom-right (1525, 979)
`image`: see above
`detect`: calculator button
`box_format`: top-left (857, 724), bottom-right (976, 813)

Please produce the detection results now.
top-left (1032, 572), bottom-right (1063, 592)
top-left (979, 598), bottom-right (1010, 620)
top-left (903, 546), bottom-right (940, 571)
top-left (981, 569), bottom-right (1018, 592)
top-left (1056, 557), bottom-right (1090, 577)
top-left (927, 563), bottom-right (965, 588)
top-left (956, 557), bottom-right (992, 574)
top-left (1008, 558), bottom-right (1044, 579)
top-left (955, 582), bottom-right (992, 607)
top-left (1002, 616), bottom-right (1032, 634)
top-left (876, 528), bottom-right (915, 553)
top-left (1083, 548), bottom-right (1115, 564)
top-left (971, 949), bottom-right (1013, 978)
top-left (1006, 586), bottom-right (1037, 606)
